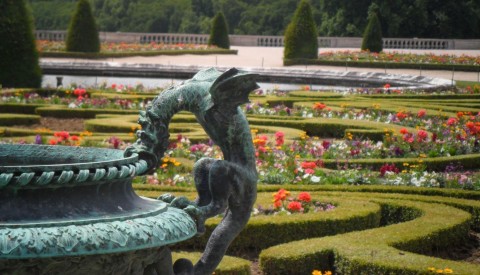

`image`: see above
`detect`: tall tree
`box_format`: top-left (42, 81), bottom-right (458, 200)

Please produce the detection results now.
top-left (208, 12), bottom-right (230, 49)
top-left (283, 0), bottom-right (318, 60)
top-left (361, 9), bottom-right (383, 53)
top-left (0, 0), bottom-right (42, 88)
top-left (66, 0), bottom-right (100, 53)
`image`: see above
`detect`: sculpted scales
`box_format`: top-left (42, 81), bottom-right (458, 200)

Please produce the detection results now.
top-left (125, 67), bottom-right (259, 275)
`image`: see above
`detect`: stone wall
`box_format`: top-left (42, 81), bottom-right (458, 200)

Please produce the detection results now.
top-left (35, 31), bottom-right (480, 50)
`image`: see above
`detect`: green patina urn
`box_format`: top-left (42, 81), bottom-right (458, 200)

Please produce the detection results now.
top-left (0, 144), bottom-right (196, 274)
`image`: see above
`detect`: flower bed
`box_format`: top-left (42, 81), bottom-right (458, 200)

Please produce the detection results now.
top-left (36, 40), bottom-right (237, 58)
top-left (285, 50), bottom-right (480, 71)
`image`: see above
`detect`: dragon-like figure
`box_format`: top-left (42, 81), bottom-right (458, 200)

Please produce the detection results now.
top-left (125, 68), bottom-right (259, 275)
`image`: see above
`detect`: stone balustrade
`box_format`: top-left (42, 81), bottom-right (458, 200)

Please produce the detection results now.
top-left (35, 30), bottom-right (480, 50)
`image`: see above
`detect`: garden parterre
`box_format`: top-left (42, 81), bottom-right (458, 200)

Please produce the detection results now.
top-left (3, 84), bottom-right (480, 273)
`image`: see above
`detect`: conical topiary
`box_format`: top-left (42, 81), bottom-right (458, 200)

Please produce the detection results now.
top-left (284, 0), bottom-right (318, 60)
top-left (66, 0), bottom-right (100, 53)
top-left (361, 12), bottom-right (383, 53)
top-left (0, 0), bottom-right (42, 88)
top-left (208, 12), bottom-right (230, 49)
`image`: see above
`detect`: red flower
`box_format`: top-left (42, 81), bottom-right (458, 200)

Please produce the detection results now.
top-left (400, 128), bottom-right (409, 135)
top-left (287, 201), bottom-right (302, 212)
top-left (384, 83), bottom-right (391, 89)
top-left (298, 192), bottom-right (311, 202)
top-left (48, 138), bottom-right (58, 145)
top-left (301, 161), bottom-right (317, 169)
top-left (322, 140), bottom-right (331, 149)
top-left (73, 88), bottom-right (86, 96)
top-left (380, 164), bottom-right (399, 177)
top-left (396, 112), bottom-right (408, 120)
top-left (54, 131), bottom-right (70, 141)
top-left (417, 130), bottom-right (428, 141)
top-left (417, 109), bottom-right (426, 118)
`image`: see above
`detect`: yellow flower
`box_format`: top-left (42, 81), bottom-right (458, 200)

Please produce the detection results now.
top-left (324, 272), bottom-right (332, 275)
top-left (161, 163), bottom-right (168, 168)
top-left (295, 155), bottom-right (300, 159)
top-left (436, 269), bottom-right (444, 273)
top-left (403, 163), bottom-right (409, 167)
top-left (312, 270), bottom-right (322, 275)
top-left (428, 267), bottom-right (436, 272)
top-left (443, 268), bottom-right (453, 274)
top-left (173, 161), bottom-right (181, 166)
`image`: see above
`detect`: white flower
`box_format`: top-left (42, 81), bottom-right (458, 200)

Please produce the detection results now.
top-left (68, 102), bottom-right (77, 108)
top-left (311, 176), bottom-right (321, 183)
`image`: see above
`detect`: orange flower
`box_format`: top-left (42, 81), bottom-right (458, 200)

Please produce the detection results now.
top-left (313, 102), bottom-right (327, 110)
top-left (400, 128), bottom-right (409, 135)
top-left (273, 189), bottom-right (290, 202)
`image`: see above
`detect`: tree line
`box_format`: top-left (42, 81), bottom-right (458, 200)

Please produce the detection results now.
top-left (28, 0), bottom-right (480, 38)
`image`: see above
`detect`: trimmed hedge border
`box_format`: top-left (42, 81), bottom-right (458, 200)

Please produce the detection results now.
top-left (138, 191), bottom-right (382, 252)
top-left (284, 58), bottom-right (480, 72)
top-left (40, 49), bottom-right (238, 59)
top-left (0, 103), bottom-right (47, 114)
top-left (0, 114), bottom-right (40, 126)
top-left (134, 185), bottom-right (480, 274)
top-left (259, 198), bottom-right (475, 275)
top-left (36, 106), bottom-right (139, 118)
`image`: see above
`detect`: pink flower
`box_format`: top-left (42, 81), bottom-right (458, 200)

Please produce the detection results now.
top-left (447, 117), bottom-right (458, 126)
top-left (275, 131), bottom-right (285, 146)
top-left (304, 168), bottom-right (315, 174)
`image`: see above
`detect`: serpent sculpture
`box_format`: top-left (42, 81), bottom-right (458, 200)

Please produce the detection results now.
top-left (125, 68), bottom-right (259, 275)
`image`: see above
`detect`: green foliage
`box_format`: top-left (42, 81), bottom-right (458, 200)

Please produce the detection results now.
top-left (283, 0), bottom-right (318, 60)
top-left (361, 11), bottom-right (383, 53)
top-left (208, 12), bottom-right (230, 49)
top-left (29, 0), bottom-right (480, 39)
top-left (0, 0), bottom-right (42, 88)
top-left (66, 0), bottom-right (100, 53)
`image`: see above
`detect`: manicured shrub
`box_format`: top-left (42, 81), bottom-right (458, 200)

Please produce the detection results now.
top-left (361, 12), bottom-right (383, 53)
top-left (0, 0), bottom-right (42, 88)
top-left (283, 0), bottom-right (318, 60)
top-left (208, 12), bottom-right (230, 49)
top-left (66, 0), bottom-right (100, 53)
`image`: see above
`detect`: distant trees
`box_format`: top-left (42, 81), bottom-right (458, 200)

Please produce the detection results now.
top-left (66, 0), bottom-right (100, 53)
top-left (29, 0), bottom-right (480, 39)
top-left (208, 12), bottom-right (230, 49)
top-left (361, 9), bottom-right (383, 53)
top-left (0, 0), bottom-right (42, 88)
top-left (284, 0), bottom-right (318, 60)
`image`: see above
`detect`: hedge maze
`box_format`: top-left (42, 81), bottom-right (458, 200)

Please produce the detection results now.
top-left (2, 87), bottom-right (480, 274)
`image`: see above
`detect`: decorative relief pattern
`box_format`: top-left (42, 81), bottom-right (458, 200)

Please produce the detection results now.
top-left (0, 207), bottom-right (196, 259)
top-left (0, 160), bottom-right (148, 188)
